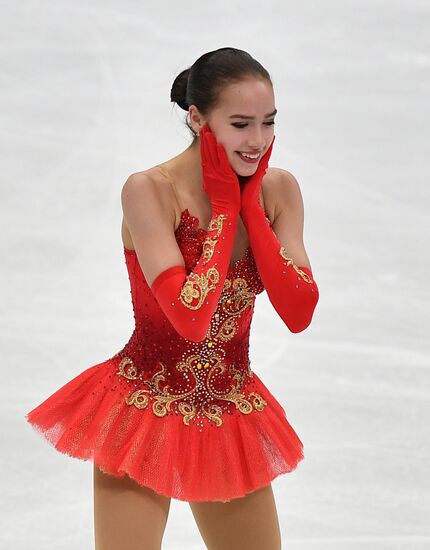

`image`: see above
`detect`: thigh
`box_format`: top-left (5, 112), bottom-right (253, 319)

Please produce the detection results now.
top-left (93, 463), bottom-right (172, 550)
top-left (189, 483), bottom-right (282, 550)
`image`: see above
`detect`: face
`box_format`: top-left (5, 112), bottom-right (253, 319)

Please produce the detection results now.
top-left (193, 77), bottom-right (276, 176)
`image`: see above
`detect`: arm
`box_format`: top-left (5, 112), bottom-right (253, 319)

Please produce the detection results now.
top-left (241, 168), bottom-right (319, 333)
top-left (121, 174), bottom-right (239, 342)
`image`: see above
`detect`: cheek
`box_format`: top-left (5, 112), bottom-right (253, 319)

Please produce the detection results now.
top-left (224, 139), bottom-right (239, 154)
top-left (228, 138), bottom-right (246, 158)
top-left (219, 131), bottom-right (240, 155)
top-left (228, 150), bottom-right (243, 167)
top-left (224, 143), bottom-right (241, 164)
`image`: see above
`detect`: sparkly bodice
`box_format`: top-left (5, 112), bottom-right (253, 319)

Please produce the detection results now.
top-left (26, 210), bottom-right (304, 499)
top-left (123, 208), bottom-right (263, 338)
top-left (111, 208), bottom-right (265, 428)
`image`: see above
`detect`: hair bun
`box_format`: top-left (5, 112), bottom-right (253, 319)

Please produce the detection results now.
top-left (170, 68), bottom-right (190, 111)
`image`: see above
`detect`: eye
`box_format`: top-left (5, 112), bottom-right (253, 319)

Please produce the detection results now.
top-left (232, 120), bottom-right (276, 129)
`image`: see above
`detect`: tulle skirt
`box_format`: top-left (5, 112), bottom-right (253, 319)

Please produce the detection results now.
top-left (25, 355), bottom-right (304, 502)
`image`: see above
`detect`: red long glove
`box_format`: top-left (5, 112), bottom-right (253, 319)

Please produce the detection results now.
top-left (240, 136), bottom-right (319, 333)
top-left (150, 123), bottom-right (241, 342)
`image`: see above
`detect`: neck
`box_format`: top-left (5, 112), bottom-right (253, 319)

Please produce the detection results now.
top-left (183, 138), bottom-right (250, 187)
top-left (178, 138), bottom-right (204, 191)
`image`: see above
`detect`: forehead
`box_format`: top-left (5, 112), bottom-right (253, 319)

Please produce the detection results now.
top-left (216, 78), bottom-right (274, 113)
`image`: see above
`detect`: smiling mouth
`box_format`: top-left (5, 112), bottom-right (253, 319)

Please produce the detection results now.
top-left (236, 151), bottom-right (261, 163)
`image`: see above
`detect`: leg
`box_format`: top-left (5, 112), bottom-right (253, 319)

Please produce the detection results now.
top-left (189, 483), bottom-right (282, 550)
top-left (93, 463), bottom-right (172, 550)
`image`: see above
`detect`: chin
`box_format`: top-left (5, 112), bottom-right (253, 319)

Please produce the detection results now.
top-left (236, 169), bottom-right (256, 177)
top-left (233, 163), bottom-right (257, 177)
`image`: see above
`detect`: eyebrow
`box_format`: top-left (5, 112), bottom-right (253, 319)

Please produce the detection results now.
top-left (229, 109), bottom-right (277, 120)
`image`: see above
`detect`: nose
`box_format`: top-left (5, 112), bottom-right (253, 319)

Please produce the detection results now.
top-left (246, 127), bottom-right (265, 149)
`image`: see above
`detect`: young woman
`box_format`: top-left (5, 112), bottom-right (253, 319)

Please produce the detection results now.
top-left (26, 47), bottom-right (319, 550)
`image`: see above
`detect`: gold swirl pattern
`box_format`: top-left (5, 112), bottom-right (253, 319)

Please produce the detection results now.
top-left (120, 355), bottom-right (267, 427)
top-left (201, 213), bottom-right (227, 264)
top-left (201, 238), bottom-right (216, 264)
top-left (116, 357), bottom-right (140, 379)
top-left (179, 267), bottom-right (219, 309)
top-left (279, 246), bottom-right (314, 283)
top-left (116, 275), bottom-right (266, 428)
top-left (212, 277), bottom-right (255, 342)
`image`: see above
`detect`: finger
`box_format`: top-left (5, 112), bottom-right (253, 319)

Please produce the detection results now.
top-left (200, 123), bottom-right (215, 153)
top-left (216, 143), bottom-right (234, 176)
top-left (208, 128), bottom-right (225, 168)
top-left (200, 123), bottom-right (210, 139)
top-left (263, 135), bottom-right (275, 159)
top-left (265, 134), bottom-right (276, 157)
top-left (201, 126), bottom-right (217, 168)
top-left (205, 131), bottom-right (219, 168)
top-left (202, 122), bottom-right (213, 136)
top-left (257, 135), bottom-right (276, 172)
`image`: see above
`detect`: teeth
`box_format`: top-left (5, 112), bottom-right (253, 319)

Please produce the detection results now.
top-left (239, 152), bottom-right (260, 159)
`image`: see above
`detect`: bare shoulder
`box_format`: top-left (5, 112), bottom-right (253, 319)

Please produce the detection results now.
top-left (121, 168), bottom-right (176, 250)
top-left (121, 167), bottom-right (172, 205)
top-left (121, 170), bottom-right (151, 197)
top-left (263, 167), bottom-right (303, 222)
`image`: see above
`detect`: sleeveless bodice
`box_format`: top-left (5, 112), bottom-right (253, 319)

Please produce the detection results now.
top-left (111, 208), bottom-right (265, 428)
top-left (26, 208), bottom-right (305, 500)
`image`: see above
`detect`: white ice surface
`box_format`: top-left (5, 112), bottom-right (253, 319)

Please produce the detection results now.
top-left (2, 1), bottom-right (429, 549)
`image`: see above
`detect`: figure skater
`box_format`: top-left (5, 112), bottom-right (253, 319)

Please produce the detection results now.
top-left (26, 47), bottom-right (319, 550)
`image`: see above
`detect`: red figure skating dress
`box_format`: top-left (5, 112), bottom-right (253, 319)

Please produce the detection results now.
top-left (25, 208), bottom-right (304, 503)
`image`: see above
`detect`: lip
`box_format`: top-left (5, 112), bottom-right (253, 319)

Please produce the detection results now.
top-left (236, 151), bottom-right (261, 164)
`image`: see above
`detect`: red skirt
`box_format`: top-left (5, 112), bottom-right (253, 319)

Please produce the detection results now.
top-left (25, 355), bottom-right (304, 502)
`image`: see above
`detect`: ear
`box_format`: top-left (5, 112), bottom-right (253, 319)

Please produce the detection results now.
top-left (188, 105), bottom-right (207, 135)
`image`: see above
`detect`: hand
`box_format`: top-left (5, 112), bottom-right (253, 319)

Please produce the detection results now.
top-left (200, 123), bottom-right (241, 216)
top-left (240, 135), bottom-right (276, 218)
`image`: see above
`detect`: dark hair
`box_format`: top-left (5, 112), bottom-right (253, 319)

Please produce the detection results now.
top-left (170, 47), bottom-right (272, 140)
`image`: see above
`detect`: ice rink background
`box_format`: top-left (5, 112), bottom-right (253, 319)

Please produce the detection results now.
top-left (2, 1), bottom-right (429, 548)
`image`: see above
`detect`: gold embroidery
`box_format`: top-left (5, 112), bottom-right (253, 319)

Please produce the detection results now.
top-left (179, 267), bottom-right (219, 309)
top-left (116, 357), bottom-right (140, 379)
top-left (208, 213), bottom-right (227, 237)
top-left (120, 356), bottom-right (267, 427)
top-left (116, 274), bottom-right (265, 428)
top-left (125, 389), bottom-right (150, 409)
top-left (201, 238), bottom-right (216, 264)
top-left (215, 317), bottom-right (237, 341)
top-left (248, 393), bottom-right (267, 411)
top-left (279, 246), bottom-right (313, 283)
top-left (212, 278), bottom-right (254, 341)
top-left (179, 214), bottom-right (232, 308)
top-left (201, 213), bottom-right (227, 264)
